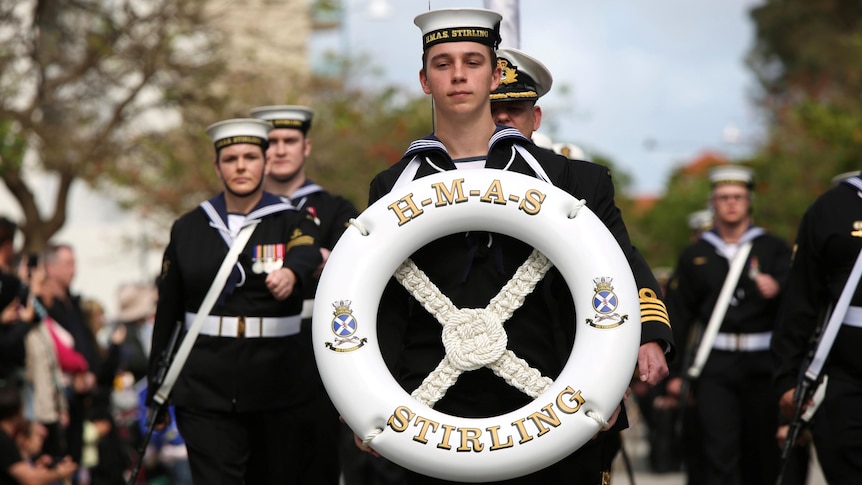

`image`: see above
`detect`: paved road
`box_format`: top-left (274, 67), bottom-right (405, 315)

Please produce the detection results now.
top-left (618, 402), bottom-right (828, 485)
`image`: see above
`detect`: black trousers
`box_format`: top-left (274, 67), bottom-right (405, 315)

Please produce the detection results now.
top-left (813, 376), bottom-right (862, 484)
top-left (399, 431), bottom-right (620, 485)
top-left (694, 352), bottom-right (779, 485)
top-left (175, 396), bottom-right (340, 485)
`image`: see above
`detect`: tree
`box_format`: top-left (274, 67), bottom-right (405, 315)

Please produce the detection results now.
top-left (748, 0), bottom-right (862, 102)
top-left (633, 152), bottom-right (727, 268)
top-left (744, 0), bottom-right (862, 239)
top-left (116, 51), bottom-right (434, 223)
top-left (0, 0), bottom-right (222, 254)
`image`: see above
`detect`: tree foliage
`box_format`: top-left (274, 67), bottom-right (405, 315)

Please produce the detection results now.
top-left (118, 52), bottom-right (433, 222)
top-left (743, 0), bottom-right (862, 241)
top-left (632, 152), bottom-right (725, 268)
top-left (0, 0), bottom-right (221, 253)
top-left (625, 0), bottom-right (862, 271)
top-left (0, 0), bottom-right (433, 252)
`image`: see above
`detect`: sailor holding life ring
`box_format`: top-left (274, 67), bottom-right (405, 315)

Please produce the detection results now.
top-left (312, 7), bottom-right (673, 484)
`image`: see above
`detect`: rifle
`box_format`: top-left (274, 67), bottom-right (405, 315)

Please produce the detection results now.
top-left (673, 321), bottom-right (703, 440)
top-left (775, 305), bottom-right (829, 485)
top-left (126, 321), bottom-right (184, 485)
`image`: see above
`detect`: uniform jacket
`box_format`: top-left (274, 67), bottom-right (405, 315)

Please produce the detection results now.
top-left (287, 180), bottom-right (359, 298)
top-left (667, 226), bottom-right (791, 377)
top-left (148, 192), bottom-right (321, 412)
top-left (772, 174), bottom-right (862, 393)
top-left (368, 126), bottom-right (673, 418)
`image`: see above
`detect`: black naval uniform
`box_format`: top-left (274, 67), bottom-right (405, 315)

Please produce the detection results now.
top-left (288, 180), bottom-right (359, 273)
top-left (147, 192), bottom-right (322, 485)
top-left (666, 225), bottom-right (791, 485)
top-left (772, 173), bottom-right (862, 483)
top-left (286, 180), bottom-right (360, 485)
top-left (368, 126), bottom-right (674, 484)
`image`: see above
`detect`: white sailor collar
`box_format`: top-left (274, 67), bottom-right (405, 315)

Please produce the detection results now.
top-left (700, 226), bottom-right (766, 260)
top-left (401, 125), bottom-right (529, 161)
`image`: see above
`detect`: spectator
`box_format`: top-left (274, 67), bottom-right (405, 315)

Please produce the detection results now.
top-left (115, 284), bottom-right (157, 383)
top-left (37, 243), bottom-right (102, 480)
top-left (0, 380), bottom-right (78, 485)
top-left (1, 274), bottom-right (30, 385)
top-left (0, 218), bottom-right (16, 274)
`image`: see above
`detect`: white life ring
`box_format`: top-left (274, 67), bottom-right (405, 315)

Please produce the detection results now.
top-left (312, 169), bottom-right (641, 482)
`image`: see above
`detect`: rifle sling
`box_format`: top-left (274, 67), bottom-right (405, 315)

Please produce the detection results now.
top-left (154, 221), bottom-right (260, 404)
top-left (687, 241), bottom-right (753, 380)
top-left (804, 247), bottom-right (862, 383)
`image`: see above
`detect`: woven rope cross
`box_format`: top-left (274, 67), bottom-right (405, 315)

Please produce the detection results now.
top-left (394, 249), bottom-right (555, 407)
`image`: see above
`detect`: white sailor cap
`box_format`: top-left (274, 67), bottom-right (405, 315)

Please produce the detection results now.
top-left (205, 118), bottom-right (272, 151)
top-left (831, 170), bottom-right (861, 186)
top-left (708, 164), bottom-right (754, 188)
top-left (687, 209), bottom-right (713, 232)
top-left (531, 132), bottom-right (553, 149)
top-left (491, 47), bottom-right (553, 102)
top-left (250, 105), bottom-right (314, 134)
top-left (414, 8), bottom-right (502, 51)
top-left (553, 142), bottom-right (587, 161)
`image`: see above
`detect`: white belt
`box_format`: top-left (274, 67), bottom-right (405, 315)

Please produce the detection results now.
top-left (301, 299), bottom-right (314, 319)
top-left (844, 306), bottom-right (862, 327)
top-left (712, 331), bottom-right (772, 352)
top-left (185, 312), bottom-right (301, 338)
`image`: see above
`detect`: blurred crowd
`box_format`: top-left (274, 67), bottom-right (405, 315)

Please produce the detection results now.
top-left (0, 217), bottom-right (189, 485)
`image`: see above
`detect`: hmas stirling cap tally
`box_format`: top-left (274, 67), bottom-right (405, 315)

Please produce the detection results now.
top-left (708, 164), bottom-right (755, 189)
top-left (414, 8), bottom-right (502, 51)
top-left (491, 47), bottom-right (553, 102)
top-left (250, 105), bottom-right (314, 134)
top-left (206, 118), bottom-right (272, 151)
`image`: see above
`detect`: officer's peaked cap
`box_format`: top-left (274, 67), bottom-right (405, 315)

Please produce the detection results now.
top-left (491, 47), bottom-right (553, 102)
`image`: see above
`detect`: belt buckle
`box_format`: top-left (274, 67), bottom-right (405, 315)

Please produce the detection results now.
top-left (238, 316), bottom-right (246, 338)
top-left (733, 333), bottom-right (741, 351)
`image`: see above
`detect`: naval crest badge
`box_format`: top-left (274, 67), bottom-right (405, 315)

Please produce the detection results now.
top-left (325, 300), bottom-right (367, 352)
top-left (498, 58), bottom-right (519, 86)
top-left (586, 277), bottom-right (628, 329)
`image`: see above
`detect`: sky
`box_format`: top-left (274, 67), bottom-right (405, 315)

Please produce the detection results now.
top-left (314, 0), bottom-right (764, 196)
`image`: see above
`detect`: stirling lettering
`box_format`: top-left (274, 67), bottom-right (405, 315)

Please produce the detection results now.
top-left (386, 386), bottom-right (586, 452)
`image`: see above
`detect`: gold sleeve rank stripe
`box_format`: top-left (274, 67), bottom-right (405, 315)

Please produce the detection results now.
top-left (286, 235), bottom-right (315, 250)
top-left (639, 288), bottom-right (670, 327)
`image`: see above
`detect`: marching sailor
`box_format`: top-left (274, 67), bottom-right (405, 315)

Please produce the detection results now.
top-left (251, 105), bottom-right (359, 484)
top-left (147, 118), bottom-right (322, 484)
top-left (772, 170), bottom-right (862, 483)
top-left (665, 165), bottom-right (791, 484)
top-left (360, 8), bottom-right (673, 484)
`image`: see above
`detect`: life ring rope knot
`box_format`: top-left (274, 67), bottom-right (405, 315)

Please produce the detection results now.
top-left (348, 217), bottom-right (369, 236)
top-left (568, 198), bottom-right (587, 219)
top-left (395, 250), bottom-right (556, 407)
top-left (443, 308), bottom-right (507, 371)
